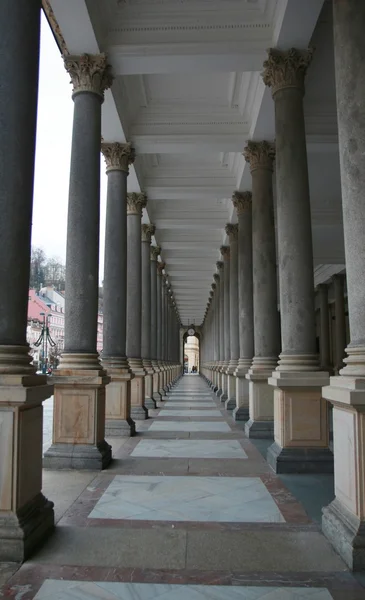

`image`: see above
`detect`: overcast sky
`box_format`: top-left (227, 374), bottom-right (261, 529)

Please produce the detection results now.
top-left (32, 13), bottom-right (107, 280)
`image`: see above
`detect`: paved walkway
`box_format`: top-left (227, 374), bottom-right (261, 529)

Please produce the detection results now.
top-left (1, 376), bottom-right (364, 598)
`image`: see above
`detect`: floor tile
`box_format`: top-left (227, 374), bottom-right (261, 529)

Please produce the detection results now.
top-left (34, 580), bottom-right (335, 599)
top-left (164, 402), bottom-right (216, 407)
top-left (158, 410), bottom-right (222, 417)
top-left (88, 476), bottom-right (284, 523)
top-left (130, 439), bottom-right (247, 458)
top-left (149, 421), bottom-right (231, 432)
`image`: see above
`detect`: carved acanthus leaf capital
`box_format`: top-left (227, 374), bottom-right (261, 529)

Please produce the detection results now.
top-left (211, 283), bottom-right (216, 291)
top-left (262, 48), bottom-right (314, 97)
top-left (243, 140), bottom-right (275, 172)
top-left (101, 142), bottom-right (135, 173)
top-left (157, 261), bottom-right (166, 275)
top-left (232, 191), bottom-right (252, 215)
top-left (213, 273), bottom-right (219, 283)
top-left (220, 245), bottom-right (230, 259)
top-left (64, 53), bottom-right (113, 98)
top-left (150, 245), bottom-right (161, 261)
top-left (127, 192), bottom-right (147, 216)
top-left (141, 223), bottom-right (155, 243)
top-left (216, 261), bottom-right (223, 272)
top-left (225, 223), bottom-right (238, 241)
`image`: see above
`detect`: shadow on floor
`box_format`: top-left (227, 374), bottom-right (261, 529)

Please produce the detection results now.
top-left (250, 438), bottom-right (335, 524)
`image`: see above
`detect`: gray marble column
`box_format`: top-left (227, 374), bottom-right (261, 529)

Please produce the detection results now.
top-left (0, 0), bottom-right (54, 560)
top-left (243, 141), bottom-right (280, 439)
top-left (212, 273), bottom-right (220, 391)
top-left (141, 224), bottom-right (156, 409)
top-left (318, 284), bottom-right (331, 372)
top-left (333, 274), bottom-right (346, 373)
top-left (101, 142), bottom-right (135, 437)
top-left (322, 0), bottom-right (365, 569)
top-left (225, 225), bottom-right (239, 409)
top-left (232, 191), bottom-right (254, 421)
top-left (157, 261), bottom-right (167, 396)
top-left (126, 192), bottom-right (148, 419)
top-left (216, 260), bottom-right (224, 396)
top-left (150, 246), bottom-right (162, 401)
top-left (45, 54), bottom-right (113, 470)
top-left (220, 246), bottom-right (231, 401)
top-left (262, 49), bottom-right (331, 473)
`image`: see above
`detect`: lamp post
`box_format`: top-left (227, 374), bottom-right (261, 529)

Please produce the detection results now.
top-left (35, 311), bottom-right (56, 374)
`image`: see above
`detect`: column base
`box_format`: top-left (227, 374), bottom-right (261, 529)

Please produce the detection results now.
top-left (152, 391), bottom-right (163, 402)
top-left (225, 397), bottom-right (236, 410)
top-left (144, 397), bottom-right (157, 409)
top-left (267, 441), bottom-right (333, 474)
top-left (216, 388), bottom-right (223, 397)
top-left (245, 418), bottom-right (273, 438)
top-left (105, 417), bottom-right (136, 437)
top-left (0, 492), bottom-right (54, 562)
top-left (131, 405), bottom-right (149, 420)
top-left (322, 498), bottom-right (365, 571)
top-left (44, 439), bottom-right (112, 470)
top-left (232, 406), bottom-right (249, 421)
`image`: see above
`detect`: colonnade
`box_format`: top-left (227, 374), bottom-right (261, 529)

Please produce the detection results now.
top-left (201, 2), bottom-right (365, 570)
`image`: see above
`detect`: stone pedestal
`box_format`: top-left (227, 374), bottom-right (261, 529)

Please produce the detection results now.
top-left (143, 360), bottom-right (156, 409)
top-left (267, 371), bottom-right (332, 473)
top-left (245, 366), bottom-right (275, 438)
top-left (152, 361), bottom-right (162, 402)
top-left (129, 358), bottom-right (148, 420)
top-left (225, 371), bottom-right (236, 410)
top-left (233, 359), bottom-right (251, 421)
top-left (0, 363), bottom-right (54, 561)
top-left (44, 356), bottom-right (111, 469)
top-left (322, 376), bottom-right (365, 570)
top-left (103, 358), bottom-right (135, 437)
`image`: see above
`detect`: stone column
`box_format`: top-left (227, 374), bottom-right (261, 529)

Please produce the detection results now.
top-left (126, 192), bottom-right (148, 420)
top-left (216, 261), bottom-right (224, 396)
top-left (225, 225), bottom-right (239, 409)
top-left (333, 274), bottom-right (346, 373)
top-left (212, 273), bottom-right (220, 391)
top-left (157, 262), bottom-right (167, 397)
top-left (243, 141), bottom-right (280, 439)
top-left (322, 0), bottom-right (365, 569)
top-left (150, 246), bottom-right (162, 402)
top-left (0, 0), bottom-right (54, 560)
top-left (220, 246), bottom-right (230, 401)
top-left (262, 48), bottom-right (331, 473)
top-left (45, 54), bottom-right (113, 470)
top-left (233, 192), bottom-right (254, 421)
top-left (101, 142), bottom-right (135, 437)
top-left (141, 224), bottom-right (156, 409)
top-left (318, 284), bottom-right (331, 372)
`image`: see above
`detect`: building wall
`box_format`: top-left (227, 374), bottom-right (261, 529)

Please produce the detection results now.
top-left (184, 335), bottom-right (199, 372)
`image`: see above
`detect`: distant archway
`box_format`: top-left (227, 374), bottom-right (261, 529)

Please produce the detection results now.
top-left (181, 325), bottom-right (201, 374)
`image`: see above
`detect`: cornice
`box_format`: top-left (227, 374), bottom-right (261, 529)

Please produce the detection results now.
top-left (42, 0), bottom-right (69, 55)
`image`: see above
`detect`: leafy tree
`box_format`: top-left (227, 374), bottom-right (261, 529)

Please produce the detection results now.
top-left (30, 247), bottom-right (46, 289)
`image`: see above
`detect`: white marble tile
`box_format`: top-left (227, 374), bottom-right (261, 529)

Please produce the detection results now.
top-left (164, 402), bottom-right (216, 407)
top-left (34, 581), bottom-right (333, 599)
top-left (149, 421), bottom-right (231, 432)
top-left (158, 410), bottom-right (222, 417)
top-left (88, 476), bottom-right (286, 523)
top-left (130, 439), bottom-right (246, 458)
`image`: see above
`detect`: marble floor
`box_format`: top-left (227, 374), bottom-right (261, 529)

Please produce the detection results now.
top-left (1, 375), bottom-right (363, 599)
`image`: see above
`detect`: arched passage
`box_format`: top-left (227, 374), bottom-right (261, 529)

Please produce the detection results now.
top-left (181, 326), bottom-right (201, 374)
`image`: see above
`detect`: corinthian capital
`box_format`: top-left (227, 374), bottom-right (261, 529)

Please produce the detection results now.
top-left (101, 142), bottom-right (135, 173)
top-left (262, 48), bottom-right (313, 97)
top-left (213, 273), bottom-right (220, 283)
top-left (157, 261), bottom-right (166, 275)
top-left (216, 261), bottom-right (223, 272)
top-left (150, 245), bottom-right (161, 261)
top-left (141, 224), bottom-right (155, 243)
top-left (64, 53), bottom-right (113, 98)
top-left (232, 191), bottom-right (252, 215)
top-left (127, 192), bottom-right (147, 216)
top-left (225, 223), bottom-right (238, 241)
top-left (243, 140), bottom-right (275, 172)
top-left (220, 246), bottom-right (230, 259)
top-left (211, 283), bottom-right (216, 291)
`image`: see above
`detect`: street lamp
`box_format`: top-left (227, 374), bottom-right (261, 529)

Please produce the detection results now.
top-left (34, 312), bottom-right (56, 374)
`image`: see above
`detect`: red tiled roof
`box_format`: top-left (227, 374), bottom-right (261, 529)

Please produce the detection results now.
top-left (27, 289), bottom-right (50, 321)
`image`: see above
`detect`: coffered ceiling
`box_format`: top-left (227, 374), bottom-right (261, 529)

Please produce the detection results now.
top-left (46, 0), bottom-right (344, 325)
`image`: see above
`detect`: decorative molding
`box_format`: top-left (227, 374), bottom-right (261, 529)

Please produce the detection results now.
top-left (213, 273), bottom-right (220, 282)
top-left (262, 47), bottom-right (314, 97)
top-left (150, 245), bottom-right (161, 261)
top-left (216, 261), bottom-right (223, 271)
top-left (243, 140), bottom-right (275, 172)
top-left (232, 191), bottom-right (252, 215)
top-left (109, 23), bottom-right (271, 34)
top-left (126, 192), bottom-right (147, 216)
top-left (220, 245), bottom-right (230, 259)
top-left (225, 223), bottom-right (239, 240)
top-left (42, 0), bottom-right (68, 55)
top-left (64, 54), bottom-right (113, 99)
top-left (211, 283), bottom-right (216, 291)
top-left (101, 142), bottom-right (135, 173)
top-left (141, 223), bottom-right (156, 242)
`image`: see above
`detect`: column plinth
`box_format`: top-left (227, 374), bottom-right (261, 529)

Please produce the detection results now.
top-left (46, 54), bottom-right (112, 469)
